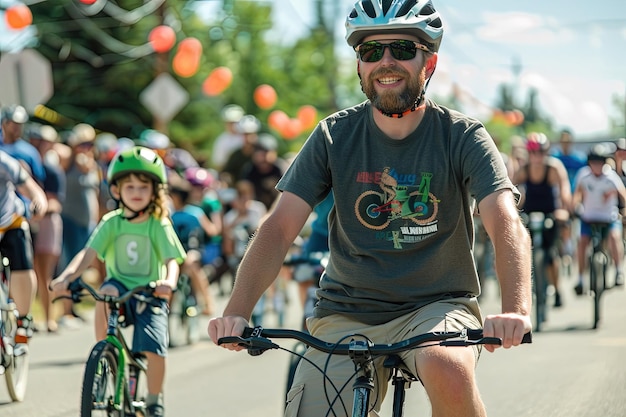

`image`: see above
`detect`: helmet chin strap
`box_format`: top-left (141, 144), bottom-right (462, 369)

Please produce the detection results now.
top-left (118, 196), bottom-right (152, 221)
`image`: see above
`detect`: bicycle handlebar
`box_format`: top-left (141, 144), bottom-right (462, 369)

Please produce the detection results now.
top-left (52, 277), bottom-right (160, 305)
top-left (219, 326), bottom-right (532, 357)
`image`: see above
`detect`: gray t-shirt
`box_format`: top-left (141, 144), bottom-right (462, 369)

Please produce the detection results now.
top-left (277, 100), bottom-right (517, 325)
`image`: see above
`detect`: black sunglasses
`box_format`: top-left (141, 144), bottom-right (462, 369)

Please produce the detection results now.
top-left (354, 40), bottom-right (431, 63)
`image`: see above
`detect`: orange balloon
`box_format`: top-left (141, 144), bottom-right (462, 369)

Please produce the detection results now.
top-left (202, 67), bottom-right (233, 96)
top-left (172, 51), bottom-right (200, 78)
top-left (297, 105), bottom-right (318, 130)
top-left (253, 84), bottom-right (277, 110)
top-left (504, 111), bottom-right (517, 126)
top-left (268, 110), bottom-right (289, 132)
top-left (149, 25), bottom-right (176, 53)
top-left (5, 4), bottom-right (32, 30)
top-left (178, 37), bottom-right (202, 54)
top-left (280, 118), bottom-right (303, 140)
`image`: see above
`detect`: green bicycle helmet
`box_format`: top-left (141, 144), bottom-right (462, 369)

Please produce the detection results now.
top-left (107, 146), bottom-right (167, 185)
top-left (345, 0), bottom-right (443, 52)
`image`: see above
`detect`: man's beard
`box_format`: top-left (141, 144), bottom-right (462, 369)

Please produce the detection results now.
top-left (362, 67), bottom-right (426, 114)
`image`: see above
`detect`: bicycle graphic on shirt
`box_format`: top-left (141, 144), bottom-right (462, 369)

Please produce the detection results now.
top-left (355, 169), bottom-right (440, 230)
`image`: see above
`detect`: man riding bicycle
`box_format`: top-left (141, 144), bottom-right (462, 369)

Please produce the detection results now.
top-left (209, 1), bottom-right (532, 416)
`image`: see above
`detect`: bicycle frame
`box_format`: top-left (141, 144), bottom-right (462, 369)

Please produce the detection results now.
top-left (57, 278), bottom-right (152, 415)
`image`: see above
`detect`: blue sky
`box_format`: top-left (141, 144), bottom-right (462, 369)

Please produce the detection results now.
top-left (265, 0), bottom-right (626, 139)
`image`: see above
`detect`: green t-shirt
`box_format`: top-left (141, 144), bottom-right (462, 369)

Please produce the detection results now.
top-left (277, 100), bottom-right (517, 325)
top-left (87, 209), bottom-right (186, 289)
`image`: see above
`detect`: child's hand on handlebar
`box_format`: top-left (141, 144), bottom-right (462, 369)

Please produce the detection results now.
top-left (153, 280), bottom-right (175, 300)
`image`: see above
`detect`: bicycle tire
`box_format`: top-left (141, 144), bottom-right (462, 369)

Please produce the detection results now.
top-left (81, 340), bottom-right (123, 417)
top-left (531, 247), bottom-right (547, 332)
top-left (591, 251), bottom-right (607, 329)
top-left (169, 275), bottom-right (200, 347)
top-left (5, 349), bottom-right (28, 402)
top-left (3, 314), bottom-right (28, 402)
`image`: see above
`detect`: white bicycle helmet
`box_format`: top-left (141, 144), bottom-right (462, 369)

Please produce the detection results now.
top-left (345, 0), bottom-right (443, 52)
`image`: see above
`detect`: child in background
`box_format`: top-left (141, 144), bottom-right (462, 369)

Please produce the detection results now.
top-left (51, 146), bottom-right (186, 417)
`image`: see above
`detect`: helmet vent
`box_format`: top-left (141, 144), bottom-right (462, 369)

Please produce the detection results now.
top-left (420, 3), bottom-right (435, 16)
top-left (429, 17), bottom-right (442, 29)
top-left (397, 0), bottom-right (418, 17)
top-left (363, 0), bottom-right (375, 18)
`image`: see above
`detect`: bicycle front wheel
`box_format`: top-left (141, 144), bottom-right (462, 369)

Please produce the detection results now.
top-left (5, 344), bottom-right (29, 402)
top-left (591, 251), bottom-right (607, 329)
top-left (81, 340), bottom-right (123, 417)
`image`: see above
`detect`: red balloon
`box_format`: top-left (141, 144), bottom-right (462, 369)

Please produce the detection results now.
top-left (297, 105), bottom-right (318, 130)
top-left (253, 84), bottom-right (277, 110)
top-left (202, 67), bottom-right (233, 96)
top-left (4, 4), bottom-right (32, 30)
top-left (149, 25), bottom-right (176, 53)
top-left (268, 110), bottom-right (289, 132)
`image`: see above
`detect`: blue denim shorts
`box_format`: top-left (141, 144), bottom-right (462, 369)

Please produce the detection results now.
top-left (102, 279), bottom-right (170, 357)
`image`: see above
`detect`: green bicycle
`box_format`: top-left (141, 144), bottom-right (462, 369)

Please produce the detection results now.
top-left (55, 278), bottom-right (159, 416)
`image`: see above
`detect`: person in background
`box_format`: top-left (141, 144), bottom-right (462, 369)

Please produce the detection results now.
top-left (51, 147), bottom-right (186, 417)
top-left (551, 129), bottom-right (587, 192)
top-left (551, 128), bottom-right (587, 274)
top-left (209, 1), bottom-right (532, 415)
top-left (211, 104), bottom-right (245, 170)
top-left (58, 123), bottom-right (101, 329)
top-left (573, 144), bottom-right (626, 292)
top-left (220, 114), bottom-right (261, 186)
top-left (168, 173), bottom-right (216, 315)
top-left (0, 105), bottom-right (45, 184)
top-left (28, 124), bottom-right (66, 333)
top-left (241, 133), bottom-right (286, 210)
top-left (613, 138), bottom-right (626, 186)
top-left (0, 149), bottom-right (47, 354)
top-left (513, 132), bottom-right (571, 308)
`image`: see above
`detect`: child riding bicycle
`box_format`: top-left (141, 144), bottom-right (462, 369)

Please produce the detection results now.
top-left (51, 146), bottom-right (186, 417)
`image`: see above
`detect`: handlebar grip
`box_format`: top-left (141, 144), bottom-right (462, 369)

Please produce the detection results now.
top-left (218, 336), bottom-right (244, 345)
top-left (521, 332), bottom-right (532, 344)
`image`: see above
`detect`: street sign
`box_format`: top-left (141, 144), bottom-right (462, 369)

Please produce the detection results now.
top-left (0, 49), bottom-right (53, 112)
top-left (139, 72), bottom-right (189, 123)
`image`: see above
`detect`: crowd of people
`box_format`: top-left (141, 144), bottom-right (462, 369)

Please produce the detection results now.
top-left (0, 101), bottom-right (288, 416)
top-left (476, 128), bottom-right (626, 313)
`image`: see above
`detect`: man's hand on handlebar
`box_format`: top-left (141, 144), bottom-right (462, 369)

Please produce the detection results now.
top-left (482, 313), bottom-right (532, 353)
top-left (208, 316), bottom-right (250, 352)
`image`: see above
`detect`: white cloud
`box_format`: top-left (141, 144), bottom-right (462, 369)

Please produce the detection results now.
top-left (477, 12), bottom-right (575, 45)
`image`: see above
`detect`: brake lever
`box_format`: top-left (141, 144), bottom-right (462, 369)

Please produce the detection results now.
top-left (217, 336), bottom-right (280, 356)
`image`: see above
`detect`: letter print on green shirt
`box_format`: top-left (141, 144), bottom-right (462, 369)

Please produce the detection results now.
top-left (115, 234), bottom-right (152, 277)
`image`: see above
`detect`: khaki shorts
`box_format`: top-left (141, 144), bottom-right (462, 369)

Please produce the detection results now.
top-left (285, 297), bottom-right (483, 417)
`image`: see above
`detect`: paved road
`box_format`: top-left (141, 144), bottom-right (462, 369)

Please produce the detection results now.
top-left (1, 276), bottom-right (625, 416)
